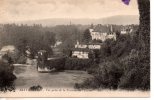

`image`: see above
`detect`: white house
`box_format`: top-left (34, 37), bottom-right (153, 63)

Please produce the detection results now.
top-left (54, 40), bottom-right (62, 47)
top-left (72, 50), bottom-right (89, 59)
top-left (72, 41), bottom-right (101, 59)
top-left (75, 40), bottom-right (101, 50)
top-left (89, 25), bottom-right (116, 42)
top-left (121, 27), bottom-right (133, 34)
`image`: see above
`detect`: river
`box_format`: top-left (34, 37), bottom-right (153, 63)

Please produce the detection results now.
top-left (12, 64), bottom-right (150, 97)
top-left (13, 64), bottom-right (92, 89)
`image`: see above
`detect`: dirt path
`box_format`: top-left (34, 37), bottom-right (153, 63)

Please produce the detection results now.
top-left (13, 64), bottom-right (92, 89)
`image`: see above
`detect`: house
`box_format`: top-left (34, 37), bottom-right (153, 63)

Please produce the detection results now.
top-left (75, 41), bottom-right (101, 50)
top-left (54, 40), bottom-right (62, 47)
top-left (72, 48), bottom-right (90, 59)
top-left (121, 26), bottom-right (133, 34)
top-left (72, 41), bottom-right (101, 59)
top-left (89, 25), bottom-right (116, 42)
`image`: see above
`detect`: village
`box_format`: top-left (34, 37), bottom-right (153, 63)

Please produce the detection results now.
top-left (0, 24), bottom-right (136, 71)
top-left (0, 23), bottom-right (137, 90)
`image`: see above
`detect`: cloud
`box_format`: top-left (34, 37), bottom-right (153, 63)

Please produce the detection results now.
top-left (0, 0), bottom-right (139, 23)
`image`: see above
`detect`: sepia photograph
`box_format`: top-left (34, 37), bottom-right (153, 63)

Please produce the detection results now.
top-left (0, 0), bottom-right (150, 97)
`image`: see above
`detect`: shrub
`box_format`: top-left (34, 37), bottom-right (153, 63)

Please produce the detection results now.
top-left (75, 60), bottom-right (123, 89)
top-left (64, 58), bottom-right (94, 70)
top-left (29, 85), bottom-right (43, 91)
top-left (75, 78), bottom-right (100, 89)
top-left (16, 54), bottom-right (27, 64)
top-left (118, 49), bottom-right (150, 90)
top-left (95, 61), bottom-right (123, 89)
top-left (37, 56), bottom-right (66, 71)
top-left (87, 62), bottom-right (99, 74)
top-left (0, 61), bottom-right (16, 92)
top-left (50, 57), bottom-right (66, 71)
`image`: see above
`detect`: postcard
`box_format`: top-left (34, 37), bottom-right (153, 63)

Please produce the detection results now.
top-left (0, 0), bottom-right (150, 97)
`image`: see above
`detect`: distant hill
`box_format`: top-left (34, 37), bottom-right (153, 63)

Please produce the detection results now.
top-left (100, 15), bottom-right (139, 25)
top-left (16, 15), bottom-right (139, 26)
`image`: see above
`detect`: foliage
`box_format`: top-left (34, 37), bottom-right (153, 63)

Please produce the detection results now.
top-left (87, 62), bottom-right (99, 74)
top-left (119, 49), bottom-right (150, 90)
top-left (16, 54), bottom-right (27, 64)
top-left (76, 32), bottom-right (150, 90)
top-left (82, 29), bottom-right (92, 43)
top-left (64, 58), bottom-right (96, 70)
top-left (75, 60), bottom-right (123, 89)
top-left (0, 61), bottom-right (16, 92)
top-left (29, 85), bottom-right (43, 91)
top-left (0, 24), bottom-right (56, 56)
top-left (75, 0), bottom-right (150, 90)
top-left (49, 57), bottom-right (66, 71)
top-left (92, 39), bottom-right (102, 43)
top-left (100, 34), bottom-right (133, 60)
top-left (37, 56), bottom-right (66, 71)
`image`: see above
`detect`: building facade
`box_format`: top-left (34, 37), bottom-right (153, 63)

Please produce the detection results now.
top-left (72, 41), bottom-right (101, 59)
top-left (72, 50), bottom-right (89, 59)
top-left (121, 26), bottom-right (133, 34)
top-left (89, 25), bottom-right (116, 42)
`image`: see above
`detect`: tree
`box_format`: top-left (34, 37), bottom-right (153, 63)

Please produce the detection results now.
top-left (137, 0), bottom-right (150, 90)
top-left (119, 0), bottom-right (150, 90)
top-left (83, 29), bottom-right (92, 43)
top-left (44, 31), bottom-right (56, 46)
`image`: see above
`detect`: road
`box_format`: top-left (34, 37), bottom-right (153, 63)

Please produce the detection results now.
top-left (13, 64), bottom-right (92, 89)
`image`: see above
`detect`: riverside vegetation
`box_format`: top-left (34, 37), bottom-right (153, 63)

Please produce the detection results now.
top-left (75, 0), bottom-right (150, 90)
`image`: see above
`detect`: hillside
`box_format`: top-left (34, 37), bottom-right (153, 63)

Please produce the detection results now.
top-left (16, 15), bottom-right (139, 26)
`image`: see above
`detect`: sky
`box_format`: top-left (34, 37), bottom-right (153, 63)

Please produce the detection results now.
top-left (0, 0), bottom-right (139, 23)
